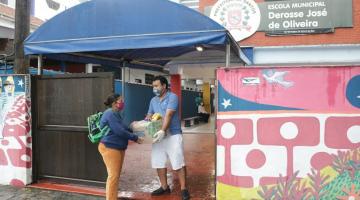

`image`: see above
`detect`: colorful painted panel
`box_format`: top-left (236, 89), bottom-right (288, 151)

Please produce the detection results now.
top-left (216, 66), bottom-right (360, 200)
top-left (0, 75), bottom-right (32, 186)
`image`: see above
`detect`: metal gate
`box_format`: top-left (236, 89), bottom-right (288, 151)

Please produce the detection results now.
top-left (32, 72), bottom-right (114, 184)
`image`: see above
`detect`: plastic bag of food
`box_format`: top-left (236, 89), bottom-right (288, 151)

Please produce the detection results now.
top-left (145, 119), bottom-right (163, 138)
top-left (131, 113), bottom-right (163, 138)
top-left (130, 120), bottom-right (150, 132)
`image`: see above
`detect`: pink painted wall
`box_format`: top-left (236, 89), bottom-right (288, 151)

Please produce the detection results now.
top-left (0, 75), bottom-right (32, 187)
top-left (216, 66), bottom-right (360, 199)
top-left (217, 66), bottom-right (360, 112)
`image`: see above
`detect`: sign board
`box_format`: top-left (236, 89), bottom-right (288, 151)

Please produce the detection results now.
top-left (209, 0), bottom-right (353, 36)
top-left (257, 0), bottom-right (353, 35)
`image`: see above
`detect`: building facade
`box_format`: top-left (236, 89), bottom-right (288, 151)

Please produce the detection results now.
top-left (198, 1), bottom-right (360, 199)
top-left (0, 0), bottom-right (85, 62)
top-left (199, 0), bottom-right (360, 66)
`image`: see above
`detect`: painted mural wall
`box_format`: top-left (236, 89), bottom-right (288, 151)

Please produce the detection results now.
top-left (216, 66), bottom-right (360, 199)
top-left (0, 75), bottom-right (32, 186)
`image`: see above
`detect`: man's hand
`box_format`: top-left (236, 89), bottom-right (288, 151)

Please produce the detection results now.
top-left (145, 114), bottom-right (152, 121)
top-left (153, 130), bottom-right (165, 143)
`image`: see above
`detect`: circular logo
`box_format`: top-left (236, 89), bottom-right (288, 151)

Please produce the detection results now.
top-left (210, 0), bottom-right (261, 41)
top-left (346, 75), bottom-right (360, 109)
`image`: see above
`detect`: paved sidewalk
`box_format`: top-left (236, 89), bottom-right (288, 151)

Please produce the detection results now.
top-left (1, 133), bottom-right (216, 200)
top-left (0, 185), bottom-right (102, 200)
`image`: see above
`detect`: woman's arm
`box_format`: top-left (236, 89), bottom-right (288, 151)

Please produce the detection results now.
top-left (107, 114), bottom-right (139, 142)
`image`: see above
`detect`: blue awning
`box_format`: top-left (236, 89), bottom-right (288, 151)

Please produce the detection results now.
top-left (24, 0), bottom-right (243, 67)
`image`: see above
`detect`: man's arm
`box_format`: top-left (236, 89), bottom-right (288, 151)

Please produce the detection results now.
top-left (152, 94), bottom-right (178, 143)
top-left (107, 115), bottom-right (139, 142)
top-left (161, 93), bottom-right (178, 132)
top-left (161, 109), bottom-right (175, 132)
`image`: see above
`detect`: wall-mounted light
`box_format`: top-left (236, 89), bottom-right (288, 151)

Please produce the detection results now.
top-left (196, 45), bottom-right (204, 52)
top-left (196, 79), bottom-right (203, 85)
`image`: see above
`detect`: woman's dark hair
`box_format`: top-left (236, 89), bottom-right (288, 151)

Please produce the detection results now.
top-left (153, 75), bottom-right (168, 89)
top-left (104, 93), bottom-right (120, 107)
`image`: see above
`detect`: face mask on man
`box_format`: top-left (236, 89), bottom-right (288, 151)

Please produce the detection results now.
top-left (153, 88), bottom-right (162, 96)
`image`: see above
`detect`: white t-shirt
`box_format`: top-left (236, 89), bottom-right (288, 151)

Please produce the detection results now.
top-left (198, 105), bottom-right (207, 114)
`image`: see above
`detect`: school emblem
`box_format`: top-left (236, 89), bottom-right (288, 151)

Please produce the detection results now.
top-left (210, 0), bottom-right (261, 41)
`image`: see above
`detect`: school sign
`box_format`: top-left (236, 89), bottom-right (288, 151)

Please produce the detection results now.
top-left (210, 0), bottom-right (353, 37)
top-left (257, 0), bottom-right (353, 35)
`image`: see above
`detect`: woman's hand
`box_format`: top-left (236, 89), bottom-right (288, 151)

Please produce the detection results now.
top-left (145, 114), bottom-right (152, 121)
top-left (136, 137), bottom-right (145, 144)
top-left (129, 122), bottom-right (135, 130)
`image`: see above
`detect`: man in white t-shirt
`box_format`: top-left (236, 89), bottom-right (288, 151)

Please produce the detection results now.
top-left (146, 75), bottom-right (190, 200)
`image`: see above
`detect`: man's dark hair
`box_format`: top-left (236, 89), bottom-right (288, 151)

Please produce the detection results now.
top-left (153, 75), bottom-right (168, 89)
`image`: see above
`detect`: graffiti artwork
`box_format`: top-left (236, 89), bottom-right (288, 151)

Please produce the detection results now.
top-left (216, 67), bottom-right (360, 199)
top-left (0, 75), bottom-right (32, 186)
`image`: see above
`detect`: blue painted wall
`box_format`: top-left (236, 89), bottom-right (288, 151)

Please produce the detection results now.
top-left (114, 81), bottom-right (153, 125)
top-left (181, 90), bottom-right (201, 119)
top-left (123, 83), bottom-right (154, 125)
top-left (115, 80), bottom-right (201, 124)
top-left (114, 80), bottom-right (122, 94)
top-left (0, 66), bottom-right (64, 75)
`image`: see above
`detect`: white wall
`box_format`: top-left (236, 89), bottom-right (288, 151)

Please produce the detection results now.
top-left (253, 44), bottom-right (360, 66)
top-left (125, 68), bottom-right (167, 85)
top-left (3, 0), bottom-right (15, 8)
top-left (181, 79), bottom-right (203, 91)
top-left (32, 0), bottom-right (82, 21)
top-left (124, 68), bottom-right (205, 92)
top-left (182, 79), bottom-right (196, 91)
top-left (2, 0), bottom-right (83, 19)
top-left (0, 0), bottom-right (43, 38)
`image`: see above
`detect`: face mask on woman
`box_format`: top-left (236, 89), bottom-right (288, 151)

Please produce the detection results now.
top-left (116, 101), bottom-right (125, 111)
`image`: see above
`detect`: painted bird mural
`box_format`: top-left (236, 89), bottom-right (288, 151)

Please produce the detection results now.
top-left (262, 69), bottom-right (294, 88)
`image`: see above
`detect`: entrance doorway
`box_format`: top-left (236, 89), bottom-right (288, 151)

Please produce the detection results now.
top-left (32, 72), bottom-right (114, 184)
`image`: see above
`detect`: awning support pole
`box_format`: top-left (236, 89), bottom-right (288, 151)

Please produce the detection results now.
top-left (121, 62), bottom-right (126, 98)
top-left (37, 55), bottom-right (42, 75)
top-left (225, 42), bottom-right (230, 67)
